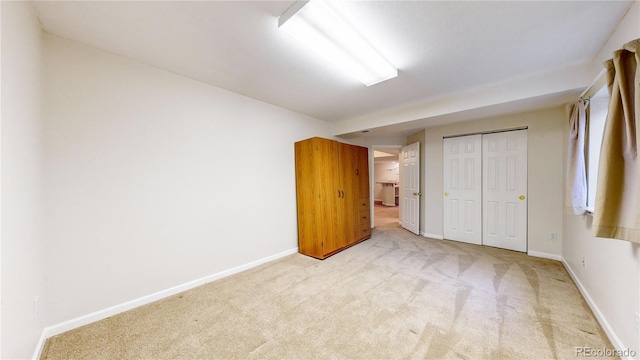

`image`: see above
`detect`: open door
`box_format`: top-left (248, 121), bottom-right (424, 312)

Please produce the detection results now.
top-left (400, 142), bottom-right (420, 235)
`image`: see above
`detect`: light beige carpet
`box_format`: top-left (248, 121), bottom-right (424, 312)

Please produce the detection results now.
top-left (374, 203), bottom-right (400, 228)
top-left (42, 222), bottom-right (614, 359)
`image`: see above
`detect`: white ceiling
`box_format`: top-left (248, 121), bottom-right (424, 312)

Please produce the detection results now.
top-left (33, 1), bottom-right (635, 137)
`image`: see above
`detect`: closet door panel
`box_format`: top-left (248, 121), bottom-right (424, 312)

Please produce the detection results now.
top-left (482, 130), bottom-right (527, 252)
top-left (443, 135), bottom-right (482, 245)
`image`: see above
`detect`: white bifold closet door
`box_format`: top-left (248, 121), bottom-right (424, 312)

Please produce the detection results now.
top-left (443, 130), bottom-right (527, 252)
top-left (482, 130), bottom-right (527, 252)
top-left (443, 135), bottom-right (482, 245)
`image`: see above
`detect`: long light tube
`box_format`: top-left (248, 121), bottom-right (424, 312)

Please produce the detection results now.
top-left (278, 0), bottom-right (397, 86)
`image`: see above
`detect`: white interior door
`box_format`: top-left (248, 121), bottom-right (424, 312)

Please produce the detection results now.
top-left (400, 142), bottom-right (420, 235)
top-left (443, 135), bottom-right (482, 245)
top-left (482, 130), bottom-right (527, 252)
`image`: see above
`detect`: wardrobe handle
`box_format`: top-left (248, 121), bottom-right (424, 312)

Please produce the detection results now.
top-left (356, 168), bottom-right (359, 176)
top-left (338, 190), bottom-right (341, 198)
top-left (341, 190), bottom-right (345, 198)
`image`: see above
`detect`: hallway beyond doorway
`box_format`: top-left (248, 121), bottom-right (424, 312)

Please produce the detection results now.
top-left (374, 203), bottom-right (399, 228)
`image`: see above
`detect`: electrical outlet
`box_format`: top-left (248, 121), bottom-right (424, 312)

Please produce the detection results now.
top-left (33, 296), bottom-right (39, 320)
top-left (548, 233), bottom-right (557, 241)
top-left (582, 256), bottom-right (586, 269)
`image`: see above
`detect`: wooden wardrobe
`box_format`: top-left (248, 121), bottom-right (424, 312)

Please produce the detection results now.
top-left (294, 137), bottom-right (371, 259)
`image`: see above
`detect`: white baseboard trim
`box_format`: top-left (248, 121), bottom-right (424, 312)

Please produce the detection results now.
top-left (421, 232), bottom-right (444, 240)
top-left (562, 258), bottom-right (632, 360)
top-left (32, 247), bottom-right (298, 360)
top-left (526, 250), bottom-right (563, 262)
top-left (32, 328), bottom-right (49, 360)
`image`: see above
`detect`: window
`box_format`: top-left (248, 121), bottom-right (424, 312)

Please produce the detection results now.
top-left (586, 86), bottom-right (609, 212)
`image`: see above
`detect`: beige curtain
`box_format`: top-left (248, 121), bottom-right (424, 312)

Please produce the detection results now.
top-left (566, 101), bottom-right (587, 215)
top-left (592, 38), bottom-right (639, 243)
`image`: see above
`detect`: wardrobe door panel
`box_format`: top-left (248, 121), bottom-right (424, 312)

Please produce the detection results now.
top-left (338, 143), bottom-right (358, 248)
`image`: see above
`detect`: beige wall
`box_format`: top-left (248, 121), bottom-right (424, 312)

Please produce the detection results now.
top-left (373, 161), bottom-right (399, 202)
top-left (42, 34), bottom-right (333, 328)
top-left (420, 107), bottom-right (565, 257)
top-left (562, 214), bottom-right (639, 355)
top-left (349, 135), bottom-right (408, 148)
top-left (1, 2), bottom-right (47, 358)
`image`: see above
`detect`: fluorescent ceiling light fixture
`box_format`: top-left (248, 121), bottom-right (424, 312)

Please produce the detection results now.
top-left (278, 0), bottom-right (397, 86)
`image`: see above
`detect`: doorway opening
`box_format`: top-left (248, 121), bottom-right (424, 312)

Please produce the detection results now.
top-left (372, 146), bottom-right (401, 228)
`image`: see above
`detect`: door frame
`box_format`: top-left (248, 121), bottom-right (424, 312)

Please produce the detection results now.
top-left (442, 127), bottom-right (528, 140)
top-left (369, 144), bottom-right (403, 229)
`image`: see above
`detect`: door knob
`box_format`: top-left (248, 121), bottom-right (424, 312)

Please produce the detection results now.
top-left (519, 195), bottom-right (525, 200)
top-left (413, 192), bottom-right (422, 196)
top-left (444, 192), bottom-right (449, 197)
